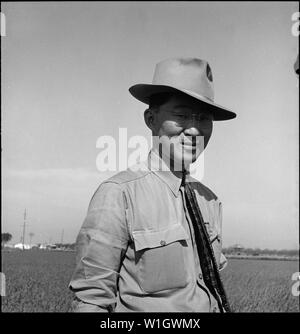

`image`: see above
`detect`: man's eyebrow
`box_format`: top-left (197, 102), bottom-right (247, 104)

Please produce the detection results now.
top-left (173, 104), bottom-right (192, 111)
top-left (173, 104), bottom-right (211, 115)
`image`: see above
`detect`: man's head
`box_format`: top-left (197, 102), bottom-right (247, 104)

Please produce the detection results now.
top-left (144, 92), bottom-right (213, 170)
top-left (129, 57), bottom-right (236, 170)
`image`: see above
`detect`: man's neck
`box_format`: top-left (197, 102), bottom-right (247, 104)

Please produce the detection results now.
top-left (152, 147), bottom-right (189, 180)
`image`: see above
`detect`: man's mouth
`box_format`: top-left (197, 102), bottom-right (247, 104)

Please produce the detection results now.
top-left (181, 139), bottom-right (198, 147)
top-left (181, 136), bottom-right (203, 148)
top-left (182, 142), bottom-right (196, 146)
top-left (181, 143), bottom-right (198, 152)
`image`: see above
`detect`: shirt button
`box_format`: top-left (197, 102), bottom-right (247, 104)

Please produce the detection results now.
top-left (160, 240), bottom-right (166, 246)
top-left (198, 273), bottom-right (203, 280)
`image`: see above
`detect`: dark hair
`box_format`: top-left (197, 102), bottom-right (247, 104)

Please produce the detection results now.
top-left (148, 91), bottom-right (214, 116)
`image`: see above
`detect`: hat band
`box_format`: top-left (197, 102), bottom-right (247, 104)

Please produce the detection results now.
top-left (180, 88), bottom-right (214, 103)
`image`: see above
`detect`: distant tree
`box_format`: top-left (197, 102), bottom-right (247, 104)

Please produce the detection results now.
top-left (64, 243), bottom-right (76, 250)
top-left (2, 233), bottom-right (12, 247)
top-left (223, 245), bottom-right (299, 258)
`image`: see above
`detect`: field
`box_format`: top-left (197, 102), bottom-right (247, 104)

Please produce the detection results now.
top-left (1, 250), bottom-right (299, 312)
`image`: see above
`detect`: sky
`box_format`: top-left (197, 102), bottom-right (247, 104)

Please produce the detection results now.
top-left (1, 1), bottom-right (299, 249)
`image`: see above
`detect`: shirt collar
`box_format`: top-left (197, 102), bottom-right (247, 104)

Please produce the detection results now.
top-left (147, 149), bottom-right (189, 197)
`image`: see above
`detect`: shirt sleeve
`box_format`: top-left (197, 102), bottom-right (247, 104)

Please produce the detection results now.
top-left (68, 181), bottom-right (129, 312)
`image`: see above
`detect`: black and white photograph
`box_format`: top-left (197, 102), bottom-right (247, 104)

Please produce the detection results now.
top-left (1, 1), bottom-right (299, 318)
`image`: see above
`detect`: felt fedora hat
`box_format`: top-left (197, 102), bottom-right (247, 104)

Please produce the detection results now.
top-left (129, 57), bottom-right (236, 121)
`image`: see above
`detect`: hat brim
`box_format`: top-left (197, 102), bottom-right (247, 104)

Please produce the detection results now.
top-left (129, 84), bottom-right (236, 121)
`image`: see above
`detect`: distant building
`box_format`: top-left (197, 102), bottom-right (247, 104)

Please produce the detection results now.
top-left (3, 244), bottom-right (14, 248)
top-left (233, 244), bottom-right (244, 255)
top-left (46, 244), bottom-right (58, 250)
top-left (14, 243), bottom-right (31, 250)
top-left (233, 244), bottom-right (243, 250)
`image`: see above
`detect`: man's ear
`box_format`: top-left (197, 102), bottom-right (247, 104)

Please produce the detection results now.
top-left (144, 108), bottom-right (155, 130)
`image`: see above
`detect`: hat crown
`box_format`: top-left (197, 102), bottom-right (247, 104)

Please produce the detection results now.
top-left (152, 57), bottom-right (214, 101)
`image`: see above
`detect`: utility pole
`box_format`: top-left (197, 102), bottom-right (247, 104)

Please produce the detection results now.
top-left (22, 209), bottom-right (26, 251)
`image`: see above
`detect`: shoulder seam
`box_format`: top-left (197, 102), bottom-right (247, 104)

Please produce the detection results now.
top-left (102, 170), bottom-right (152, 185)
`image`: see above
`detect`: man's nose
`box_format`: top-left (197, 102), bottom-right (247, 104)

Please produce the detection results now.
top-left (183, 116), bottom-right (202, 136)
top-left (184, 126), bottom-right (201, 137)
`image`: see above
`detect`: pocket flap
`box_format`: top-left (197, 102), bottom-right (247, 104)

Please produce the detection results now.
top-left (132, 224), bottom-right (189, 252)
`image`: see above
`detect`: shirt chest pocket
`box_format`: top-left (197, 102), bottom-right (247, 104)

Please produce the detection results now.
top-left (132, 224), bottom-right (189, 294)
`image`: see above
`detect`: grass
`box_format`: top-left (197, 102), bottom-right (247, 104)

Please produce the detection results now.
top-left (1, 250), bottom-right (75, 312)
top-left (1, 250), bottom-right (299, 312)
top-left (221, 258), bottom-right (299, 312)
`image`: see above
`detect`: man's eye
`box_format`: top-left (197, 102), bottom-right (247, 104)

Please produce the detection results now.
top-left (199, 114), bottom-right (212, 121)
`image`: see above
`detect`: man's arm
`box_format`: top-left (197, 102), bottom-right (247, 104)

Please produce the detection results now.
top-left (69, 182), bottom-right (129, 312)
top-left (216, 201), bottom-right (227, 271)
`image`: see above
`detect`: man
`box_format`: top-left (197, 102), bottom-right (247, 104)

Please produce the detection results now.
top-left (69, 57), bottom-right (236, 312)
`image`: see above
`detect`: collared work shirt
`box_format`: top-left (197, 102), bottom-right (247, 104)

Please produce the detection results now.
top-left (69, 150), bottom-right (227, 312)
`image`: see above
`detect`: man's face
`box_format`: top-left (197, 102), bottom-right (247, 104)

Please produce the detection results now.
top-left (147, 94), bottom-right (213, 170)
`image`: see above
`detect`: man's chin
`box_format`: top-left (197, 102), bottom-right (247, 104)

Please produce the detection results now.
top-left (160, 150), bottom-right (200, 172)
top-left (171, 156), bottom-right (198, 172)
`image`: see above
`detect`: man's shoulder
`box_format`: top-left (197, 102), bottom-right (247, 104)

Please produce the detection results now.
top-left (88, 164), bottom-right (151, 209)
top-left (189, 176), bottom-right (219, 202)
top-left (102, 163), bottom-right (151, 186)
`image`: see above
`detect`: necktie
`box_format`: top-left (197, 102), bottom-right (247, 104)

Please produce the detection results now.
top-left (182, 171), bottom-right (231, 313)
